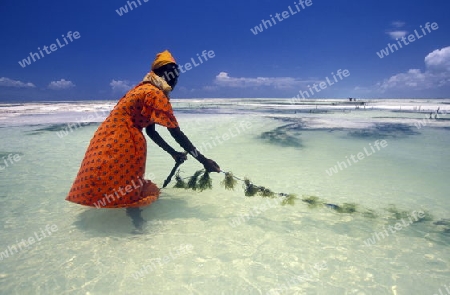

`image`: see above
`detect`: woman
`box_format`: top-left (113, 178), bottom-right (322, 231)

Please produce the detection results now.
top-left (66, 50), bottom-right (221, 230)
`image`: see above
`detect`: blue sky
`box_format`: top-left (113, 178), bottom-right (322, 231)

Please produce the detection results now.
top-left (0, 0), bottom-right (449, 101)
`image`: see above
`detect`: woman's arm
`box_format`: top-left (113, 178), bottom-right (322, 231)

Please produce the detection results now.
top-left (168, 127), bottom-right (220, 172)
top-left (146, 124), bottom-right (186, 162)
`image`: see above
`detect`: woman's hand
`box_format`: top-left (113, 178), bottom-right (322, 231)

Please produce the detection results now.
top-left (203, 158), bottom-right (221, 173)
top-left (167, 127), bottom-right (220, 172)
top-left (172, 151), bottom-right (187, 163)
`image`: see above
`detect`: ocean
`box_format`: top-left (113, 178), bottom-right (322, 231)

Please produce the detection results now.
top-left (0, 98), bottom-right (449, 295)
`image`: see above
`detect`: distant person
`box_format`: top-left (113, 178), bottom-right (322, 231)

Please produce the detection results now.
top-left (66, 50), bottom-right (220, 230)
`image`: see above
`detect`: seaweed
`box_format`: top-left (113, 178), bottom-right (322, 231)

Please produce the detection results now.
top-left (348, 123), bottom-right (420, 139)
top-left (416, 210), bottom-right (433, 223)
top-left (259, 124), bottom-right (303, 148)
top-left (173, 172), bottom-right (187, 189)
top-left (281, 194), bottom-right (298, 206)
top-left (324, 203), bottom-right (357, 213)
top-left (221, 172), bottom-right (237, 190)
top-left (26, 122), bottom-right (101, 135)
top-left (197, 171), bottom-right (212, 191)
top-left (433, 219), bottom-right (450, 226)
top-left (243, 178), bottom-right (259, 197)
top-left (362, 209), bottom-right (377, 219)
top-left (187, 170), bottom-right (203, 190)
top-left (325, 203), bottom-right (340, 210)
top-left (302, 196), bottom-right (323, 208)
top-left (258, 187), bottom-right (275, 198)
top-left (26, 131), bottom-right (45, 136)
top-left (169, 170), bottom-right (446, 227)
top-left (335, 203), bottom-right (357, 214)
top-left (32, 124), bottom-right (69, 132)
top-left (386, 205), bottom-right (409, 220)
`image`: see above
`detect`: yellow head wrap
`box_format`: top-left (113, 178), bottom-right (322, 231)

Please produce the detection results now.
top-left (151, 50), bottom-right (177, 71)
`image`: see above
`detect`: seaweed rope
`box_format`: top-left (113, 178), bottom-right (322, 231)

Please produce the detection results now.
top-left (163, 161), bottom-right (349, 208)
top-left (161, 161), bottom-right (449, 233)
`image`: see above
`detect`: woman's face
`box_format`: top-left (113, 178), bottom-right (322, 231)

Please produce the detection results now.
top-left (155, 63), bottom-right (180, 89)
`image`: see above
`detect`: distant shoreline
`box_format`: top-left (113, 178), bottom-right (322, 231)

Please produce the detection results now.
top-left (1, 97), bottom-right (450, 104)
top-left (1, 98), bottom-right (449, 129)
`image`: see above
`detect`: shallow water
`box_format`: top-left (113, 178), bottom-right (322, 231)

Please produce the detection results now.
top-left (0, 99), bottom-right (449, 295)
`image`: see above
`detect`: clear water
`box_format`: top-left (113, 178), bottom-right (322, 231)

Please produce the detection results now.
top-left (0, 99), bottom-right (449, 295)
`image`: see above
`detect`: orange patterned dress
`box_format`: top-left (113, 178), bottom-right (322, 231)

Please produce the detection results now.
top-left (66, 82), bottom-right (178, 208)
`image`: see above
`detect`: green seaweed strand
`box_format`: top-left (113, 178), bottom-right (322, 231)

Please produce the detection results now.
top-left (172, 171), bottom-right (297, 206)
top-left (302, 196), bottom-right (323, 208)
top-left (335, 203), bottom-right (357, 214)
top-left (187, 170), bottom-right (203, 190)
top-left (198, 171), bottom-right (213, 191)
top-left (258, 187), bottom-right (275, 198)
top-left (243, 178), bottom-right (259, 197)
top-left (173, 171), bottom-right (187, 189)
top-left (221, 172), bottom-right (237, 190)
top-left (281, 194), bottom-right (298, 206)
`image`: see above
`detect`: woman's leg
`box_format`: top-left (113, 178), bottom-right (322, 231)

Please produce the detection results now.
top-left (126, 207), bottom-right (146, 230)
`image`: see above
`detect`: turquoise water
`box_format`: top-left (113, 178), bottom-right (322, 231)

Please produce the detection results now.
top-left (0, 99), bottom-right (449, 294)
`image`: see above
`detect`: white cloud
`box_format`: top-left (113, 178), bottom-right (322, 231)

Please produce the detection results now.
top-left (377, 46), bottom-right (450, 92)
top-left (110, 79), bottom-right (133, 92)
top-left (214, 72), bottom-right (319, 89)
top-left (386, 21), bottom-right (407, 39)
top-left (202, 85), bottom-right (219, 91)
top-left (48, 79), bottom-right (75, 90)
top-left (424, 47), bottom-right (450, 72)
top-left (392, 21), bottom-right (405, 28)
top-left (386, 30), bottom-right (408, 40)
top-left (353, 86), bottom-right (371, 93)
top-left (0, 77), bottom-right (35, 88)
top-left (377, 69), bottom-right (434, 91)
